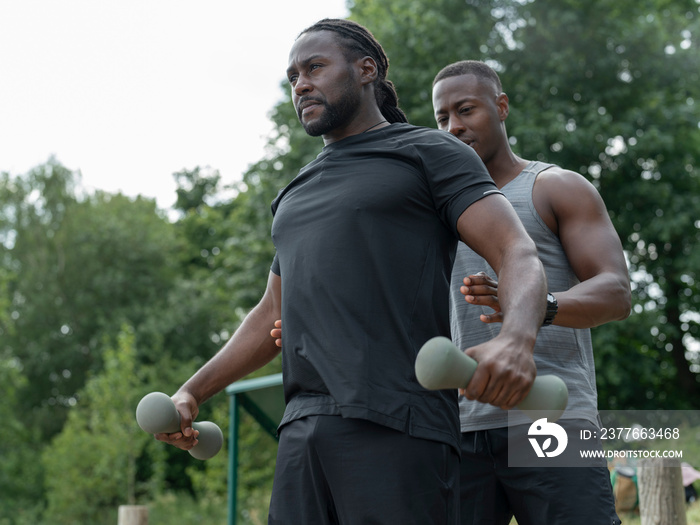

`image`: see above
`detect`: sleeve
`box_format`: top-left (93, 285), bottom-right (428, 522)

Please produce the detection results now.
top-left (271, 252), bottom-right (280, 276)
top-left (422, 132), bottom-right (501, 236)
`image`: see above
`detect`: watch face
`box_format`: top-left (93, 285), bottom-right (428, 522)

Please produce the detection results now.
top-left (543, 293), bottom-right (558, 326)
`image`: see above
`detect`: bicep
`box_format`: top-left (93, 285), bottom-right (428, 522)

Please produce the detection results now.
top-left (260, 271), bottom-right (282, 321)
top-left (549, 176), bottom-right (627, 283)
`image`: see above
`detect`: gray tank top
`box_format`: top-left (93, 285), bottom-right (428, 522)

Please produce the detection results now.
top-left (450, 161), bottom-right (599, 431)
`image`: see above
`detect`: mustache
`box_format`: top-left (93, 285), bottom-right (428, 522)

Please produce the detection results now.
top-left (296, 96), bottom-right (325, 116)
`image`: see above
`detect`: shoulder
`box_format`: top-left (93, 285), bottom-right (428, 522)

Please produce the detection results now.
top-left (377, 124), bottom-right (482, 171)
top-left (533, 165), bottom-right (609, 229)
top-left (389, 123), bottom-right (466, 147)
top-left (535, 165), bottom-right (602, 202)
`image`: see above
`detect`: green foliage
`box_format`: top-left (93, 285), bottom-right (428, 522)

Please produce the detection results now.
top-left (0, 354), bottom-right (45, 523)
top-left (494, 0), bottom-right (700, 407)
top-left (616, 499), bottom-right (700, 525)
top-left (1, 161), bottom-right (189, 437)
top-left (1, 1), bottom-right (699, 522)
top-left (351, 0), bottom-right (499, 126)
top-left (147, 492), bottom-right (228, 525)
top-left (351, 0), bottom-right (700, 409)
top-left (42, 326), bottom-right (153, 524)
top-left (234, 411), bottom-right (278, 524)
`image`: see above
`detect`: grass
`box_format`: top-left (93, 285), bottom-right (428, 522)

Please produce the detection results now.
top-left (617, 500), bottom-right (700, 525)
top-left (508, 500), bottom-right (700, 524)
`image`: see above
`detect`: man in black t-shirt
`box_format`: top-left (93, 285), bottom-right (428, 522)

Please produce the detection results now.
top-left (157, 19), bottom-right (547, 525)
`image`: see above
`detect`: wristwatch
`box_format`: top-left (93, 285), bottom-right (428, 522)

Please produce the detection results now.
top-left (542, 293), bottom-right (558, 327)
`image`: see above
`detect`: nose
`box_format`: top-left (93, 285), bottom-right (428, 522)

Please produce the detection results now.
top-left (294, 73), bottom-right (313, 97)
top-left (447, 115), bottom-right (466, 136)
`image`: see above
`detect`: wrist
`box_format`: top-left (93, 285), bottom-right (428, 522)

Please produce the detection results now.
top-left (542, 292), bottom-right (558, 327)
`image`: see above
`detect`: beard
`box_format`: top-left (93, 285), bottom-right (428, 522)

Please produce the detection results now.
top-left (298, 77), bottom-right (361, 137)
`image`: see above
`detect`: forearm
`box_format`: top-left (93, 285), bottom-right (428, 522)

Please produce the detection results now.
top-left (495, 241), bottom-right (547, 344)
top-left (177, 293), bottom-right (281, 407)
top-left (552, 271), bottom-right (631, 329)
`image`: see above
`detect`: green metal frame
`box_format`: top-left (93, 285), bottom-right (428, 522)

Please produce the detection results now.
top-left (225, 373), bottom-right (284, 525)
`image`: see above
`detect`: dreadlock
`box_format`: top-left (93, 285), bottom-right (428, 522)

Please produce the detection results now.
top-left (299, 18), bottom-right (408, 124)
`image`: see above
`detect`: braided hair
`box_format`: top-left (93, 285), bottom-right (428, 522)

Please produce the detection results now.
top-left (299, 18), bottom-right (408, 124)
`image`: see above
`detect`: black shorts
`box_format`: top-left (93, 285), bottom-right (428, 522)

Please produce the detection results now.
top-left (268, 415), bottom-right (459, 525)
top-left (460, 421), bottom-right (620, 525)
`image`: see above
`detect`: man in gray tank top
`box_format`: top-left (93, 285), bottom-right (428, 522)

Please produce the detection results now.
top-left (433, 61), bottom-right (631, 525)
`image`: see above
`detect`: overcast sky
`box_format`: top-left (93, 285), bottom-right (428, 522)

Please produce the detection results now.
top-left (0, 0), bottom-right (349, 210)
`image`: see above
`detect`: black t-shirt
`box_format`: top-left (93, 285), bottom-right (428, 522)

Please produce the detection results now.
top-left (270, 123), bottom-right (499, 450)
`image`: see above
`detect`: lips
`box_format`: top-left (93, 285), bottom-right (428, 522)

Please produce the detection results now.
top-left (297, 97), bottom-right (323, 119)
top-left (301, 103), bottom-right (320, 116)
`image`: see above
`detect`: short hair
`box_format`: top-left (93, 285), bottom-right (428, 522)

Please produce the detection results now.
top-left (432, 60), bottom-right (503, 93)
top-left (299, 18), bottom-right (408, 124)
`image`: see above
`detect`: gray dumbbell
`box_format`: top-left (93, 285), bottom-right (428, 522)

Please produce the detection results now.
top-left (415, 336), bottom-right (568, 421)
top-left (135, 392), bottom-right (223, 460)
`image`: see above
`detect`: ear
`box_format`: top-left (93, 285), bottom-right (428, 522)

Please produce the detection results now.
top-left (496, 93), bottom-right (510, 122)
top-left (358, 56), bottom-right (378, 85)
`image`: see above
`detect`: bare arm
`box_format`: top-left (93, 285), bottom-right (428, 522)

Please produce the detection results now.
top-left (156, 271), bottom-right (282, 450)
top-left (456, 193), bottom-right (547, 409)
top-left (461, 169), bottom-right (631, 329)
top-left (533, 168), bottom-right (631, 327)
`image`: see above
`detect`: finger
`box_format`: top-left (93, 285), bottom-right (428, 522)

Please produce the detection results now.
top-left (479, 313), bottom-right (504, 324)
top-left (461, 286), bottom-right (498, 302)
top-left (465, 272), bottom-right (495, 285)
top-left (154, 431), bottom-right (182, 442)
top-left (177, 409), bottom-right (194, 437)
top-left (475, 377), bottom-right (505, 405)
top-left (462, 368), bottom-right (489, 401)
top-left (464, 293), bottom-right (499, 306)
top-left (462, 282), bottom-right (498, 295)
top-left (499, 390), bottom-right (523, 411)
top-left (499, 381), bottom-right (532, 410)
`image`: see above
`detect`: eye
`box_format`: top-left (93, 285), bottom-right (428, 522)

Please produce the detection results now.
top-left (287, 73), bottom-right (298, 85)
top-left (435, 116), bottom-right (448, 127)
top-left (459, 105), bottom-right (474, 115)
top-left (309, 63), bottom-right (322, 73)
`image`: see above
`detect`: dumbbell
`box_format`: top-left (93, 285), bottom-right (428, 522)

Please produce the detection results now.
top-left (135, 392), bottom-right (223, 460)
top-left (414, 336), bottom-right (568, 422)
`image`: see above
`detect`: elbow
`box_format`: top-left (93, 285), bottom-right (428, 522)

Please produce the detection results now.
top-left (614, 280), bottom-right (632, 321)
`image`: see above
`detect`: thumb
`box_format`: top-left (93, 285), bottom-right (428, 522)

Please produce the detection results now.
top-left (172, 393), bottom-right (197, 436)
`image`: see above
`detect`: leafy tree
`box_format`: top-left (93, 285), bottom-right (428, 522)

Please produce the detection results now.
top-left (0, 354), bottom-right (45, 524)
top-left (349, 0), bottom-right (700, 409)
top-left (41, 325), bottom-right (208, 524)
top-left (0, 160), bottom-right (230, 439)
top-left (492, 0), bottom-right (700, 407)
top-left (42, 326), bottom-right (151, 524)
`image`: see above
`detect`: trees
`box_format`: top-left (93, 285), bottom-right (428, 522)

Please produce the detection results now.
top-left (637, 459), bottom-right (688, 525)
top-left (349, 0), bottom-right (700, 409)
top-left (494, 0), bottom-right (700, 408)
top-left (42, 327), bottom-right (151, 524)
top-left (1, 0), bottom-right (698, 521)
top-left (1, 160), bottom-right (187, 438)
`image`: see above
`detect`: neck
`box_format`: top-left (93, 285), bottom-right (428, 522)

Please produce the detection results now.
top-left (322, 103), bottom-right (388, 145)
top-left (487, 150), bottom-right (529, 189)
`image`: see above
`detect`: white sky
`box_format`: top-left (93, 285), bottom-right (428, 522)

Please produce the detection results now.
top-left (0, 0), bottom-right (349, 210)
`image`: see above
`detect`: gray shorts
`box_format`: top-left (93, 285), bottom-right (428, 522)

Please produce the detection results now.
top-left (268, 415), bottom-right (459, 525)
top-left (460, 421), bottom-right (620, 525)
